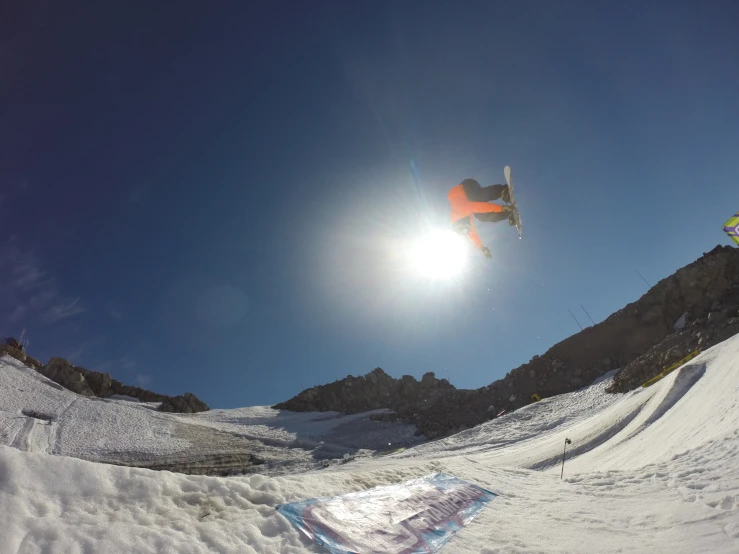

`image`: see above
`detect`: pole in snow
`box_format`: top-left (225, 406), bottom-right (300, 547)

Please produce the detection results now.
top-left (561, 438), bottom-right (572, 480)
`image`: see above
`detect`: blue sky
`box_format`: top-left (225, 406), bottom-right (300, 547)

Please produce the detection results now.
top-left (2, 1), bottom-right (738, 408)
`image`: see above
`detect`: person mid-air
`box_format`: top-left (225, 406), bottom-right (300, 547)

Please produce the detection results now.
top-left (448, 178), bottom-right (516, 258)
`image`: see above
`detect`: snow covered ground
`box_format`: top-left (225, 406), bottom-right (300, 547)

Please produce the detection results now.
top-left (0, 357), bottom-right (421, 472)
top-left (1, 333), bottom-right (739, 553)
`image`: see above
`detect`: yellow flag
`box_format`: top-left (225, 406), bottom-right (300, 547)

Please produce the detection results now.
top-left (723, 211), bottom-right (739, 245)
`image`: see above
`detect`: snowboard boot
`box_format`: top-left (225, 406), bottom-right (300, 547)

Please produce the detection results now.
top-left (500, 185), bottom-right (511, 204)
top-left (507, 210), bottom-right (517, 226)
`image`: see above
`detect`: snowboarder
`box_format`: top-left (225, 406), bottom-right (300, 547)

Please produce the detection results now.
top-left (448, 178), bottom-right (516, 258)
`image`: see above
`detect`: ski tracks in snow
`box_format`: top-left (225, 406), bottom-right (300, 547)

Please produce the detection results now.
top-left (51, 397), bottom-right (79, 455)
top-left (10, 396), bottom-right (81, 455)
top-left (10, 418), bottom-right (36, 451)
top-left (9, 416), bottom-right (55, 454)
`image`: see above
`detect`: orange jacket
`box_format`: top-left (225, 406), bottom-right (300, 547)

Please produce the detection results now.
top-left (448, 183), bottom-right (504, 249)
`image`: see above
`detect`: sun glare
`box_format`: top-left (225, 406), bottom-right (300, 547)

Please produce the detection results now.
top-left (408, 229), bottom-right (468, 279)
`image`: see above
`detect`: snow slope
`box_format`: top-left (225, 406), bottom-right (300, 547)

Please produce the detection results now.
top-left (0, 356), bottom-right (421, 472)
top-left (1, 333), bottom-right (739, 553)
top-left (0, 357), bottom-right (187, 459)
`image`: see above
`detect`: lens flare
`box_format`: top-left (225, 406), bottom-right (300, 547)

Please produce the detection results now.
top-left (408, 229), bottom-right (468, 279)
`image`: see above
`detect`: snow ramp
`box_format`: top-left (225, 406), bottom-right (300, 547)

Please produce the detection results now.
top-left (567, 335), bottom-right (738, 472)
top-left (485, 334), bottom-right (737, 474)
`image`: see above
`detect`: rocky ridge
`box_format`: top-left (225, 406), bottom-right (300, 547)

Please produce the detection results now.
top-left (274, 245), bottom-right (739, 438)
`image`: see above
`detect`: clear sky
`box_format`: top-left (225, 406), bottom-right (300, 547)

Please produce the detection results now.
top-left (2, 1), bottom-right (738, 408)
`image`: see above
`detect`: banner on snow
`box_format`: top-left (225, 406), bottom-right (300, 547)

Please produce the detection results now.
top-left (277, 472), bottom-right (496, 554)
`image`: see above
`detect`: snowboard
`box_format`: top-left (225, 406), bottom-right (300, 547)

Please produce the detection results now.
top-left (504, 165), bottom-right (522, 239)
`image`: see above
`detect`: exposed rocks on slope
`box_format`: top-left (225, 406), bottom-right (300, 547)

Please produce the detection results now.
top-left (159, 393), bottom-right (210, 414)
top-left (274, 245), bottom-right (739, 439)
top-left (274, 369), bottom-right (455, 414)
top-left (273, 369), bottom-right (463, 438)
top-left (608, 302), bottom-right (739, 393)
top-left (0, 343), bottom-right (27, 365)
top-left (42, 357), bottom-right (95, 396)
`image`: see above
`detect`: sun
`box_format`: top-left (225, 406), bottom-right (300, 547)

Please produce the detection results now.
top-left (408, 228), bottom-right (469, 279)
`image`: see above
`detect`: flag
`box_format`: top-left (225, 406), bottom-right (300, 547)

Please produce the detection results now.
top-left (723, 211), bottom-right (739, 245)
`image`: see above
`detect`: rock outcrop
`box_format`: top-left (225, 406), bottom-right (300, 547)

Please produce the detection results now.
top-left (0, 343), bottom-right (27, 365)
top-left (159, 393), bottom-right (210, 414)
top-left (274, 369), bottom-right (461, 437)
top-left (274, 368), bottom-right (455, 414)
top-left (274, 245), bottom-right (739, 439)
top-left (608, 305), bottom-right (739, 392)
top-left (42, 357), bottom-right (96, 396)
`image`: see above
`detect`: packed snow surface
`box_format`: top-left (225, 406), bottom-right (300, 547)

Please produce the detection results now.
top-left (0, 358), bottom-right (420, 470)
top-left (2, 333), bottom-right (739, 553)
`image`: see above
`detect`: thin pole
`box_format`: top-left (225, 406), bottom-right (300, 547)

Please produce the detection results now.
top-left (561, 438), bottom-right (572, 479)
top-left (568, 309), bottom-right (583, 331)
top-left (636, 270), bottom-right (652, 288)
top-left (581, 305), bottom-right (596, 326)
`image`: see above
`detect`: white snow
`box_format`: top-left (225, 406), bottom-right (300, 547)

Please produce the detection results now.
top-left (190, 405), bottom-right (420, 453)
top-left (0, 358), bottom-right (189, 459)
top-left (0, 357), bottom-right (420, 468)
top-left (1, 333), bottom-right (739, 553)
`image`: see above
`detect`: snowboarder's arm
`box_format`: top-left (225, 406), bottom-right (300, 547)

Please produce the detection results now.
top-left (467, 224), bottom-right (484, 249)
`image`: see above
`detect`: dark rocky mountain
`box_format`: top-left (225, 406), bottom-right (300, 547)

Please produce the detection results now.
top-left (274, 245), bottom-right (739, 438)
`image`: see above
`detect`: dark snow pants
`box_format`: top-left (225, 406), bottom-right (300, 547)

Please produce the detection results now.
top-left (462, 179), bottom-right (510, 223)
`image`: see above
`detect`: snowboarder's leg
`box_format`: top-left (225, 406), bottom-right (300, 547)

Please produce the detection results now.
top-left (462, 179), bottom-right (509, 202)
top-left (474, 211), bottom-right (509, 223)
top-left (475, 211), bottom-right (516, 226)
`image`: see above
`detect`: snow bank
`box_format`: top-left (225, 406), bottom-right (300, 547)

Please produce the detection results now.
top-left (0, 444), bottom-right (308, 554)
